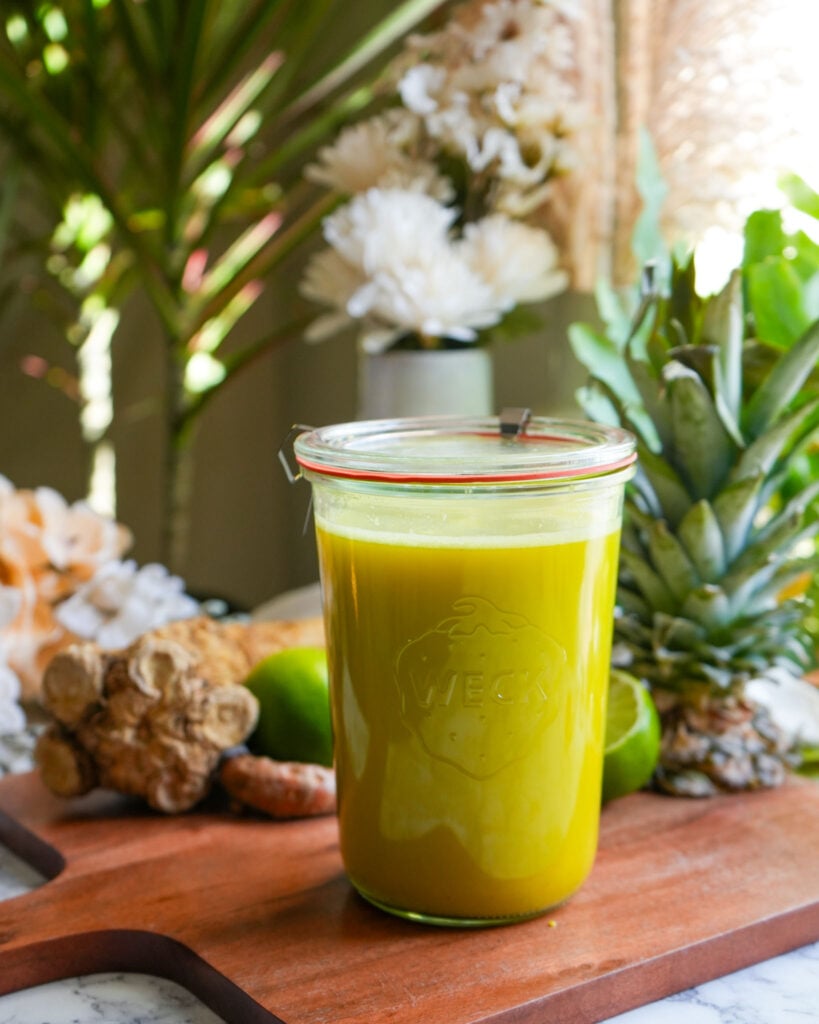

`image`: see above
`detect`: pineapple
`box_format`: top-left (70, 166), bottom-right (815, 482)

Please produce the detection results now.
top-left (571, 258), bottom-right (819, 796)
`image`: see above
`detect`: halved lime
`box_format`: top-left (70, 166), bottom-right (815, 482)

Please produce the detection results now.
top-left (602, 669), bottom-right (661, 802)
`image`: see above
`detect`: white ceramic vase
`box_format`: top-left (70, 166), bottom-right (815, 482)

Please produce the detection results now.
top-left (357, 349), bottom-right (494, 420)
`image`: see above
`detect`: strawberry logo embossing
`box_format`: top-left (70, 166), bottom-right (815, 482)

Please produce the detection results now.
top-left (395, 596), bottom-right (566, 778)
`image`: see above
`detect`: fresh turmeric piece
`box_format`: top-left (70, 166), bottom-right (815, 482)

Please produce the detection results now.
top-left (220, 753), bottom-right (336, 819)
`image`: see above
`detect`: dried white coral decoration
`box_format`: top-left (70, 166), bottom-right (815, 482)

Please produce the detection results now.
top-left (0, 475), bottom-right (199, 706)
top-left (55, 561), bottom-right (200, 651)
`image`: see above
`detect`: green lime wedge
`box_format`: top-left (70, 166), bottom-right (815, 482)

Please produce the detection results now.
top-left (602, 669), bottom-right (661, 802)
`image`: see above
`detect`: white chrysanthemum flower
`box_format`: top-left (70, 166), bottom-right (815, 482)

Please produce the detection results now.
top-left (305, 111), bottom-right (453, 201)
top-left (459, 215), bottom-right (568, 305)
top-left (303, 189), bottom-right (507, 349)
top-left (55, 560), bottom-right (199, 650)
top-left (397, 0), bottom-right (582, 208)
top-left (301, 248), bottom-right (367, 342)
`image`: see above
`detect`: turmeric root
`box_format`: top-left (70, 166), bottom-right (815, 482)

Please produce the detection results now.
top-left (35, 615), bottom-right (326, 814)
top-left (219, 753), bottom-right (336, 819)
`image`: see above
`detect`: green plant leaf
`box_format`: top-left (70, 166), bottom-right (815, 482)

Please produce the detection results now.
top-left (634, 444), bottom-right (693, 528)
top-left (663, 359), bottom-right (738, 499)
top-left (677, 500), bottom-right (727, 581)
top-left (680, 584), bottom-right (732, 631)
top-left (593, 277), bottom-right (634, 347)
top-left (712, 473), bottom-right (763, 564)
top-left (779, 171), bottom-right (819, 221)
top-left (747, 257), bottom-right (814, 349)
top-left (733, 396), bottom-right (819, 483)
top-left (619, 548), bottom-right (677, 614)
top-left (647, 520), bottom-right (700, 601)
top-left (743, 208), bottom-right (788, 269)
top-left (568, 323), bottom-right (643, 410)
top-left (743, 319), bottom-right (819, 438)
top-left (702, 269), bottom-right (743, 429)
top-left (284, 0), bottom-right (445, 120)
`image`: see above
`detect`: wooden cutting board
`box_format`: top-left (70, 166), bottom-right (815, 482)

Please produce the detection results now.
top-left (0, 770), bottom-right (817, 1024)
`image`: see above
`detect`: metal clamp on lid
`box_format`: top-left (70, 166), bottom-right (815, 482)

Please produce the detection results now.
top-left (278, 423), bottom-right (315, 483)
top-left (499, 407), bottom-right (532, 437)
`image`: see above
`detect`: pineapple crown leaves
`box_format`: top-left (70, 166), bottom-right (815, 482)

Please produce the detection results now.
top-left (572, 249), bottom-right (819, 693)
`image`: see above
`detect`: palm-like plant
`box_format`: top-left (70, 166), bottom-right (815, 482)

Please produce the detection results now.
top-left (0, 0), bottom-right (446, 570)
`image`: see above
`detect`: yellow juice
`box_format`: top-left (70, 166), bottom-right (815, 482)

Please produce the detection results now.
top-left (316, 522), bottom-right (621, 923)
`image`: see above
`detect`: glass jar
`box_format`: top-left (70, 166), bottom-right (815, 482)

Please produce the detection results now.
top-left (294, 413), bottom-right (636, 926)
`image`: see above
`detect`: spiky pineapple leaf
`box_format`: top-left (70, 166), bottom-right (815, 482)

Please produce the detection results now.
top-left (653, 612), bottom-right (706, 649)
top-left (742, 319), bottom-right (819, 439)
top-left (663, 360), bottom-right (738, 499)
top-left (667, 255), bottom-right (701, 347)
top-left (677, 499), bottom-right (727, 581)
top-left (712, 473), bottom-right (764, 564)
top-left (721, 558), bottom-right (781, 621)
top-left (619, 548), bottom-right (677, 614)
top-left (680, 584), bottom-right (732, 631)
top-left (627, 356), bottom-right (671, 452)
top-left (616, 586), bottom-right (651, 619)
top-left (634, 444), bottom-right (693, 527)
top-left (702, 269), bottom-right (743, 429)
top-left (647, 520), bottom-right (701, 601)
top-left (737, 516), bottom-right (819, 574)
top-left (734, 395), bottom-right (819, 483)
top-left (755, 479), bottom-right (819, 545)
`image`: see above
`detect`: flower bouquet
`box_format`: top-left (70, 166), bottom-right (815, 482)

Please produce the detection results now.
top-left (301, 0), bottom-right (579, 356)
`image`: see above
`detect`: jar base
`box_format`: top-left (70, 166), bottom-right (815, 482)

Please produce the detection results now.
top-left (354, 884), bottom-right (560, 929)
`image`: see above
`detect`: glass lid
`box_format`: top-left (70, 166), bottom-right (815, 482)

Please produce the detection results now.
top-left (293, 412), bottom-right (636, 484)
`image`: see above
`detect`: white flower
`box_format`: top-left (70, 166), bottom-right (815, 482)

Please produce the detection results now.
top-left (302, 189), bottom-right (508, 349)
top-left (305, 111), bottom-right (453, 201)
top-left (459, 215), bottom-right (568, 305)
top-left (397, 0), bottom-right (583, 208)
top-left (56, 560), bottom-right (199, 650)
top-left (301, 249), bottom-right (367, 342)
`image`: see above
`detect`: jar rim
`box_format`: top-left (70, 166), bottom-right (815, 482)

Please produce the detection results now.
top-left (293, 415), bottom-right (636, 484)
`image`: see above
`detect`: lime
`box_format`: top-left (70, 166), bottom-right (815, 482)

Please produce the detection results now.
top-left (602, 669), bottom-right (661, 802)
top-left (243, 647), bottom-right (333, 767)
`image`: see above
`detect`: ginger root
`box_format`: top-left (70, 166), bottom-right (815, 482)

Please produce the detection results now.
top-left (35, 615), bottom-right (326, 814)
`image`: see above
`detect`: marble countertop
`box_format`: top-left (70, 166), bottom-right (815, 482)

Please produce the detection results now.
top-left (1, 840), bottom-right (817, 1024)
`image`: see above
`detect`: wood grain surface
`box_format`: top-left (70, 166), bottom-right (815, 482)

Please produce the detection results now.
top-left (0, 770), bottom-right (818, 1024)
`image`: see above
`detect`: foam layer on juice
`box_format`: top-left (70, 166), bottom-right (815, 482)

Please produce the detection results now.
top-left (314, 517), bottom-right (610, 547)
top-left (312, 482), bottom-right (623, 549)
